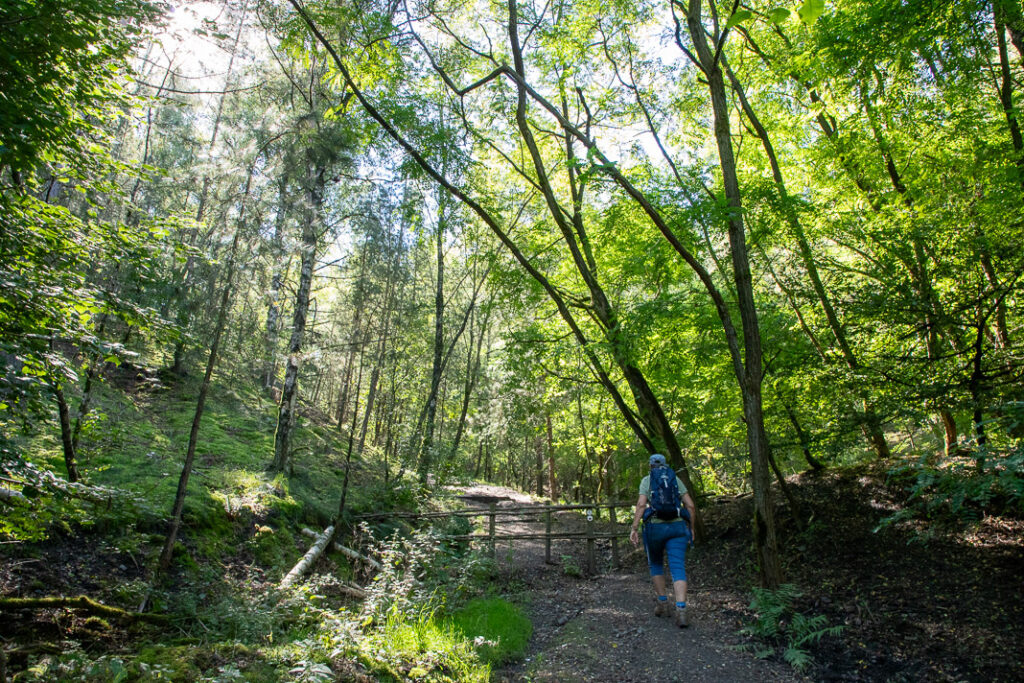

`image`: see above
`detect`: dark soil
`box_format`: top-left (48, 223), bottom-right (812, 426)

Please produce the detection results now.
top-left (470, 465), bottom-right (1024, 683)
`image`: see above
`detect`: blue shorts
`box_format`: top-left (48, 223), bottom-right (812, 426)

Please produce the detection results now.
top-left (643, 520), bottom-right (690, 581)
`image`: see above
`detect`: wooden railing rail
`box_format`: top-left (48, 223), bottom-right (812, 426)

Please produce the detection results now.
top-left (354, 502), bottom-right (634, 520)
top-left (357, 501), bottom-right (637, 575)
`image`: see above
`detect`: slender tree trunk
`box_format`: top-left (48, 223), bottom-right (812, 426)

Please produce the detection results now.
top-left (263, 176), bottom-right (290, 390)
top-left (272, 163), bottom-right (325, 473)
top-left (535, 429), bottom-right (544, 497)
top-left (169, 3), bottom-right (247, 375)
top-left (485, 439), bottom-right (493, 482)
top-left (784, 404), bottom-right (824, 471)
top-left (969, 318), bottom-right (988, 452)
top-left (726, 57), bottom-right (891, 459)
top-left (159, 172), bottom-right (249, 570)
top-left (338, 353), bottom-right (364, 523)
top-left (686, 0), bottom-right (781, 587)
top-left (979, 251), bottom-right (1010, 347)
top-left (995, 3), bottom-right (1024, 159)
top-left (474, 440), bottom-right (484, 478)
top-left (507, 6), bottom-right (701, 507)
top-left (356, 300), bottom-right (393, 458)
top-left (53, 384), bottom-right (79, 483)
top-left (546, 412), bottom-right (558, 502)
top-left (767, 443), bottom-right (805, 531)
top-left (337, 251), bottom-right (368, 430)
top-left (418, 198), bottom-right (447, 484)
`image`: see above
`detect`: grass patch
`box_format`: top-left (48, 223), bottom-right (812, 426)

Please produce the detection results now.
top-left (447, 597), bottom-right (532, 666)
top-left (360, 610), bottom-right (491, 682)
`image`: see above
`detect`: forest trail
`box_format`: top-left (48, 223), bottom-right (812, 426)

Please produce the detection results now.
top-left (454, 484), bottom-right (799, 682)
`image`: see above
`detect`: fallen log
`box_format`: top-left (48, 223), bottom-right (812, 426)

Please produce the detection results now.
top-left (338, 582), bottom-right (367, 599)
top-left (280, 525), bottom-right (336, 589)
top-left (300, 527), bottom-right (383, 571)
top-left (0, 487), bottom-right (28, 506)
top-left (0, 595), bottom-right (169, 624)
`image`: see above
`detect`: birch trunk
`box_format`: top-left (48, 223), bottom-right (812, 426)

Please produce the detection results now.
top-left (280, 525), bottom-right (335, 588)
top-left (272, 163), bottom-right (324, 473)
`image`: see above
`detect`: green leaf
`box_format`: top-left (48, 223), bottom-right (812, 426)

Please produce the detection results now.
top-left (797, 0), bottom-right (825, 25)
top-left (725, 9), bottom-right (754, 30)
top-left (767, 7), bottom-right (791, 23)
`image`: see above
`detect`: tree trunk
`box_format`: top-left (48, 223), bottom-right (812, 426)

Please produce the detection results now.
top-left (485, 439), bottom-right (493, 481)
top-left (473, 440), bottom-right (484, 478)
top-left (418, 197), bottom-right (447, 484)
top-left (535, 430), bottom-right (545, 497)
top-left (995, 3), bottom-right (1024, 158)
top-left (280, 525), bottom-right (336, 588)
top-left (686, 0), bottom-right (781, 587)
top-left (53, 384), bottom-right (79, 483)
top-left (546, 412), bottom-right (558, 502)
top-left (168, 4), bottom-right (247, 375)
top-left (726, 56), bottom-right (890, 460)
top-left (450, 300), bottom-right (489, 462)
top-left (263, 175), bottom-right (290, 390)
top-left (768, 442), bottom-right (805, 531)
top-left (507, 6), bottom-right (701, 508)
top-left (159, 171), bottom-right (249, 570)
top-left (784, 404), bottom-right (824, 471)
top-left (969, 318), bottom-right (988, 452)
top-left (272, 163), bottom-right (325, 473)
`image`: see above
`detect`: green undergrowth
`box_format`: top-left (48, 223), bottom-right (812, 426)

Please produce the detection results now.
top-left (3, 368), bottom-right (532, 681)
top-left (879, 445), bottom-right (1024, 532)
top-left (448, 597), bottom-right (532, 666)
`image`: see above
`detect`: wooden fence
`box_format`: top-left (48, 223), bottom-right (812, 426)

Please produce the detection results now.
top-left (361, 502), bottom-right (635, 575)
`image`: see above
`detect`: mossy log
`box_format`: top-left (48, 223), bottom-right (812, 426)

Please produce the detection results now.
top-left (0, 595), bottom-right (169, 624)
top-left (300, 527), bottom-right (383, 571)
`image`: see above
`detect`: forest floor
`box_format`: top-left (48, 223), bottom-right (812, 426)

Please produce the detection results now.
top-left (460, 468), bottom-right (1024, 683)
top-left (1, 459), bottom-right (1021, 681)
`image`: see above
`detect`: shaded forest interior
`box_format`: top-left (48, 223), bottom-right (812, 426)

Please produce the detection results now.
top-left (1, 0), bottom-right (1023, 680)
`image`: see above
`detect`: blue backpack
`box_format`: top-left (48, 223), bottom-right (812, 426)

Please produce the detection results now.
top-left (648, 465), bottom-right (682, 521)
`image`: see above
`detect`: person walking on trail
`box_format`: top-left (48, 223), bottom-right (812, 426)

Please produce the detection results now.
top-left (629, 453), bottom-right (696, 628)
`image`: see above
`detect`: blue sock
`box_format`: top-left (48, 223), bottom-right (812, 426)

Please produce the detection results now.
top-left (676, 601), bottom-right (686, 609)
top-left (657, 595), bottom-right (668, 602)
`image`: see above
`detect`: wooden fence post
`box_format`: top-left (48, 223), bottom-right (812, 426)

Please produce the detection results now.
top-left (488, 502), bottom-right (496, 562)
top-left (545, 508), bottom-right (553, 564)
top-left (609, 504), bottom-right (620, 568)
top-left (586, 509), bottom-right (596, 576)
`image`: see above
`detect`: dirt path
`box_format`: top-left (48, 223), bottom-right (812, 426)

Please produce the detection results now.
top-left (454, 484), bottom-right (800, 682)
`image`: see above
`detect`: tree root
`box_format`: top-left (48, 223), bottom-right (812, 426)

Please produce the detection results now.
top-left (0, 595), bottom-right (169, 624)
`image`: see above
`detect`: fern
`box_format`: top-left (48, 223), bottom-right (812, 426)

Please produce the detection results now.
top-left (737, 584), bottom-right (843, 673)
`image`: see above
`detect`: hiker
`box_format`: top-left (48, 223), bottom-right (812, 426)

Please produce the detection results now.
top-left (629, 453), bottom-right (696, 628)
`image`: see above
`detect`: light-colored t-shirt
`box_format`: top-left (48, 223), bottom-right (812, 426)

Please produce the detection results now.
top-left (639, 473), bottom-right (687, 524)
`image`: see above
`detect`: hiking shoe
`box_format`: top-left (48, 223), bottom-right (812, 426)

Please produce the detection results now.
top-left (654, 599), bottom-right (670, 617)
top-left (675, 606), bottom-right (690, 628)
